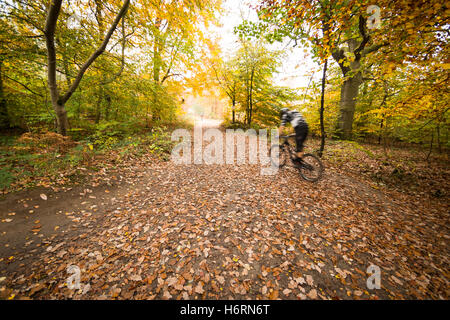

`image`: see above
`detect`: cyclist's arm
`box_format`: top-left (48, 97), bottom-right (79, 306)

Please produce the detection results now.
top-left (279, 113), bottom-right (289, 135)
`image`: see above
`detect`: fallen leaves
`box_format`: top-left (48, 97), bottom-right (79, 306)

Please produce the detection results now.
top-left (307, 289), bottom-right (318, 299)
top-left (353, 290), bottom-right (363, 297)
top-left (268, 289), bottom-right (279, 300)
top-left (391, 276), bottom-right (403, 286)
top-left (216, 275), bottom-right (225, 285)
top-left (129, 275), bottom-right (142, 282)
top-left (31, 225), bottom-right (41, 233)
top-left (162, 290), bottom-right (172, 299)
top-left (283, 288), bottom-right (292, 296)
top-left (306, 275), bottom-right (314, 286)
top-left (29, 283), bottom-right (46, 296)
top-left (194, 282), bottom-right (205, 295)
top-left (261, 286), bottom-right (267, 295)
top-left (0, 130), bottom-right (447, 301)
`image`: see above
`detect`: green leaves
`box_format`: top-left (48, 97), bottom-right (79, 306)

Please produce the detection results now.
top-left (213, 39), bottom-right (300, 127)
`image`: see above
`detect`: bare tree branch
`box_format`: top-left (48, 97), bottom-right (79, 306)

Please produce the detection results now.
top-left (4, 74), bottom-right (43, 97)
top-left (59, 0), bottom-right (130, 104)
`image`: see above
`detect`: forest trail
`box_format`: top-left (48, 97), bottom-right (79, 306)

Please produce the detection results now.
top-left (0, 120), bottom-right (448, 300)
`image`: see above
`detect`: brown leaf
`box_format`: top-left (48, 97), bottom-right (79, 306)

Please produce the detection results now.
top-left (194, 282), bottom-right (204, 295)
top-left (307, 289), bottom-right (318, 299)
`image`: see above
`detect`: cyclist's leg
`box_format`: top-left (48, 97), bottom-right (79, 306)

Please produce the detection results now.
top-left (294, 123), bottom-right (308, 160)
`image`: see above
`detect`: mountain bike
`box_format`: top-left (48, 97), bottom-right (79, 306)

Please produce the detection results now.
top-left (270, 134), bottom-right (324, 182)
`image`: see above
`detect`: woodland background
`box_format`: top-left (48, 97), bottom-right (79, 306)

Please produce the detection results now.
top-left (0, 0), bottom-right (448, 194)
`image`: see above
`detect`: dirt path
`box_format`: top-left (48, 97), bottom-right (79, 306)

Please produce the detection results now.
top-left (0, 121), bottom-right (448, 300)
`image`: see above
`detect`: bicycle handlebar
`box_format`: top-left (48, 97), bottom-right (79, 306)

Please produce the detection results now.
top-left (279, 134), bottom-right (296, 138)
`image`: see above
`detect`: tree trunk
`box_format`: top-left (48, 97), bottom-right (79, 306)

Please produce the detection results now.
top-left (153, 17), bottom-right (162, 84)
top-left (318, 59), bottom-right (328, 157)
top-left (94, 0), bottom-right (104, 125)
top-left (426, 131), bottom-right (434, 161)
top-left (54, 102), bottom-right (69, 135)
top-left (105, 94), bottom-right (111, 121)
top-left (378, 93), bottom-right (388, 144)
top-left (151, 17), bottom-right (163, 122)
top-left (0, 60), bottom-right (10, 129)
top-left (44, 0), bottom-right (129, 135)
top-left (248, 68), bottom-right (254, 125)
top-left (232, 99), bottom-right (235, 123)
top-left (436, 124), bottom-right (441, 153)
top-left (95, 86), bottom-right (103, 124)
top-left (331, 15), bottom-right (385, 140)
top-left (337, 71), bottom-right (362, 139)
top-left (378, 118), bottom-right (384, 144)
top-left (75, 86), bottom-right (82, 120)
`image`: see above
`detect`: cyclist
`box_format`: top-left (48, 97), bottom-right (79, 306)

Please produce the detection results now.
top-left (278, 107), bottom-right (309, 164)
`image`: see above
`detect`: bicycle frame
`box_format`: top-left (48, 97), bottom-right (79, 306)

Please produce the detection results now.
top-left (278, 135), bottom-right (314, 171)
top-left (279, 135), bottom-right (297, 160)
top-left (271, 135), bottom-right (324, 182)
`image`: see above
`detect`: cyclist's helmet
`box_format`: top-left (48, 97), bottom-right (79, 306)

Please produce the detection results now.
top-left (280, 107), bottom-right (289, 118)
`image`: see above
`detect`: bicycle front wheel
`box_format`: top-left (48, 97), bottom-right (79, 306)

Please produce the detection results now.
top-left (298, 153), bottom-right (324, 182)
top-left (269, 144), bottom-right (288, 168)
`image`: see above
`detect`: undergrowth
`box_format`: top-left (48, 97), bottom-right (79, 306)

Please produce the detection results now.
top-left (0, 121), bottom-right (189, 193)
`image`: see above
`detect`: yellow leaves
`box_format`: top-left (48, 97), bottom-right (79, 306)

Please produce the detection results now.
top-left (433, 3), bottom-right (441, 10)
top-left (405, 22), bottom-right (414, 34)
top-left (344, 52), bottom-right (355, 62)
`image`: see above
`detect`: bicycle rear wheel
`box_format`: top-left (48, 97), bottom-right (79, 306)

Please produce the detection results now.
top-left (298, 153), bottom-right (324, 182)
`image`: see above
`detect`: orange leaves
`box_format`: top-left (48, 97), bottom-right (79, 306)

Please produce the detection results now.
top-left (268, 289), bottom-right (279, 300)
top-left (1, 127), bottom-right (448, 302)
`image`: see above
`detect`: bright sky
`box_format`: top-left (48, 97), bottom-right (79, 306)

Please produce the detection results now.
top-left (214, 0), bottom-right (322, 91)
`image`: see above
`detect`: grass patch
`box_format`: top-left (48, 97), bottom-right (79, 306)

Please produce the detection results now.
top-left (0, 121), bottom-right (187, 194)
